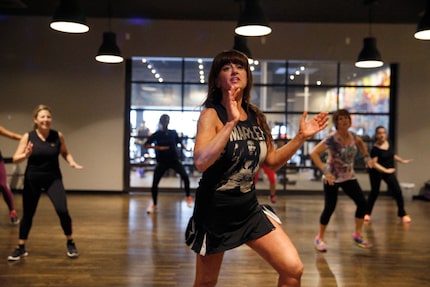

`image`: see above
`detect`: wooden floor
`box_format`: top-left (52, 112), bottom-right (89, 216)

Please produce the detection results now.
top-left (0, 192), bottom-right (429, 287)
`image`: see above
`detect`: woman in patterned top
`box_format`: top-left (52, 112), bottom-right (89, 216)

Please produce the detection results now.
top-left (310, 109), bottom-right (373, 252)
top-left (185, 50), bottom-right (328, 287)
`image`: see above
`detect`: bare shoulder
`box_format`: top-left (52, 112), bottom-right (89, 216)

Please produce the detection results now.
top-left (197, 107), bottom-right (223, 133)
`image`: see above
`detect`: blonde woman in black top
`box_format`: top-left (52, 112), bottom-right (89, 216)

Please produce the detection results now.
top-left (8, 105), bottom-right (83, 261)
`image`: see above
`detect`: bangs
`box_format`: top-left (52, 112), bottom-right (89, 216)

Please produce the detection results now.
top-left (215, 50), bottom-right (249, 70)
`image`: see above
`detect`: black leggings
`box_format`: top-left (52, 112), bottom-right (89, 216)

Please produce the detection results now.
top-left (19, 178), bottom-right (72, 240)
top-left (151, 160), bottom-right (190, 205)
top-left (367, 169), bottom-right (406, 217)
top-left (320, 179), bottom-right (367, 225)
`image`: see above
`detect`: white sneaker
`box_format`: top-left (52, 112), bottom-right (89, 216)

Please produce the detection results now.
top-left (146, 204), bottom-right (156, 214)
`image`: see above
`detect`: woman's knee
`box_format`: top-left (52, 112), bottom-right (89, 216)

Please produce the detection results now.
top-left (277, 258), bottom-right (304, 282)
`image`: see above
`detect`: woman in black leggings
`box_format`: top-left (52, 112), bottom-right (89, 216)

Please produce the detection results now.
top-left (366, 126), bottom-right (412, 223)
top-left (310, 109), bottom-right (373, 252)
top-left (7, 104), bottom-right (83, 261)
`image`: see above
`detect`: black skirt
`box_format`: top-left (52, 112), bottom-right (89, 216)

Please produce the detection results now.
top-left (185, 187), bottom-right (280, 255)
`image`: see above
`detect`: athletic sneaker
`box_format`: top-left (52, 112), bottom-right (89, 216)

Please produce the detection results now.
top-left (269, 195), bottom-right (277, 204)
top-left (352, 233), bottom-right (373, 248)
top-left (146, 204), bottom-right (156, 214)
top-left (186, 196), bottom-right (193, 208)
top-left (67, 242), bottom-right (79, 258)
top-left (314, 236), bottom-right (327, 252)
top-left (10, 211), bottom-right (20, 225)
top-left (401, 215), bottom-right (412, 223)
top-left (7, 247), bottom-right (28, 261)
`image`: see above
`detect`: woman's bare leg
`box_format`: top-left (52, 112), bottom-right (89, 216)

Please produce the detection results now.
top-left (193, 252), bottom-right (224, 287)
top-left (247, 218), bottom-right (303, 287)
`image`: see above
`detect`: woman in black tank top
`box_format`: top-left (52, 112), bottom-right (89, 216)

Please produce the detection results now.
top-left (185, 50), bottom-right (328, 286)
top-left (7, 105), bottom-right (83, 261)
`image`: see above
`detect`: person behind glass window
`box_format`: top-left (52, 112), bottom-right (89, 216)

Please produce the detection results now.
top-left (144, 114), bottom-right (192, 213)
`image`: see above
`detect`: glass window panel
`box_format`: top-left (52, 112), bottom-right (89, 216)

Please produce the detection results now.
top-left (184, 84), bottom-right (207, 109)
top-left (253, 60), bottom-right (286, 85)
top-left (287, 61), bottom-right (338, 86)
top-left (131, 57), bottom-right (183, 82)
top-left (339, 87), bottom-right (390, 113)
top-left (127, 57), bottom-right (394, 192)
top-left (287, 87), bottom-right (337, 112)
top-left (184, 58), bottom-right (212, 83)
top-left (339, 64), bottom-right (391, 86)
top-left (252, 86), bottom-right (286, 111)
top-left (131, 83), bottom-right (182, 109)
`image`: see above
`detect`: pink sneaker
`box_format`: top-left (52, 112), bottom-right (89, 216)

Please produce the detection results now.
top-left (186, 196), bottom-right (193, 208)
top-left (401, 215), bottom-right (412, 223)
top-left (269, 195), bottom-right (277, 204)
top-left (352, 233), bottom-right (372, 249)
top-left (9, 210), bottom-right (20, 225)
top-left (314, 236), bottom-right (327, 252)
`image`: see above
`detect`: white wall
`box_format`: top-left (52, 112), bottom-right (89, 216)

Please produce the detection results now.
top-left (0, 16), bottom-right (429, 192)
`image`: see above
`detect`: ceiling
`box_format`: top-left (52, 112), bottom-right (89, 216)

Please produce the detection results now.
top-left (0, 0), bottom-right (426, 25)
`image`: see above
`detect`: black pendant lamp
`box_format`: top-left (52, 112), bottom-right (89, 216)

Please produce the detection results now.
top-left (95, 32), bottom-right (123, 64)
top-left (50, 0), bottom-right (89, 33)
top-left (355, 37), bottom-right (383, 68)
top-left (355, 0), bottom-right (383, 68)
top-left (235, 0), bottom-right (271, 37)
top-left (95, 1), bottom-right (123, 64)
top-left (415, 0), bottom-right (430, 40)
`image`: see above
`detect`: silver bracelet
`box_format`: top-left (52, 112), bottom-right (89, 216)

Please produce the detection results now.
top-left (364, 155), bottom-right (371, 162)
top-left (321, 166), bottom-right (329, 174)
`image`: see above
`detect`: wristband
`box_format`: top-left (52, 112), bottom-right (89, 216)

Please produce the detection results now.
top-left (321, 166), bottom-right (329, 174)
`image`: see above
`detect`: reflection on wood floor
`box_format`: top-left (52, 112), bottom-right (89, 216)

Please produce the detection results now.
top-left (0, 192), bottom-right (428, 287)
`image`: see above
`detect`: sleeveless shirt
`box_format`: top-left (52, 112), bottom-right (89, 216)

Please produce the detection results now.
top-left (323, 131), bottom-right (358, 183)
top-left (185, 104), bottom-right (276, 255)
top-left (25, 130), bottom-right (62, 181)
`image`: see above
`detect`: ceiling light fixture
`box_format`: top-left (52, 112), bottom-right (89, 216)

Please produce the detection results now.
top-left (95, 1), bottom-right (123, 64)
top-left (235, 0), bottom-right (272, 37)
top-left (50, 0), bottom-right (89, 33)
top-left (355, 0), bottom-right (383, 68)
top-left (414, 0), bottom-right (430, 40)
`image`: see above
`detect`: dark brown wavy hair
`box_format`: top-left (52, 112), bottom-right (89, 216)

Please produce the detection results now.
top-left (203, 50), bottom-right (272, 144)
top-left (332, 109), bottom-right (351, 130)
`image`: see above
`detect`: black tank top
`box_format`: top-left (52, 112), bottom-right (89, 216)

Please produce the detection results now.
top-left (199, 104), bottom-right (267, 193)
top-left (25, 130), bottom-right (62, 180)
